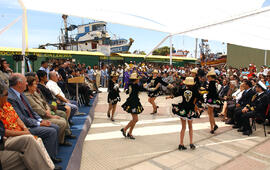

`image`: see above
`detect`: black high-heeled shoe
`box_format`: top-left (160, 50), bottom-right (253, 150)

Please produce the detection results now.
top-left (127, 133), bottom-right (135, 140)
top-left (120, 128), bottom-right (126, 137)
top-left (210, 130), bottom-right (214, 134)
top-left (178, 145), bottom-right (187, 150)
top-left (214, 124), bottom-right (218, 131)
top-left (107, 112), bottom-right (110, 118)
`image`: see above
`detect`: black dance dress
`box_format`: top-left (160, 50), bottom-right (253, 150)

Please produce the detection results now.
top-left (121, 83), bottom-right (144, 114)
top-left (206, 80), bottom-right (220, 108)
top-left (146, 76), bottom-right (168, 97)
top-left (172, 86), bottom-right (200, 120)
top-left (107, 79), bottom-right (121, 105)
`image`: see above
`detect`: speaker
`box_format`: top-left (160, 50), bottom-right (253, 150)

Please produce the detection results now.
top-left (12, 55), bottom-right (24, 61)
top-left (28, 55), bottom-right (37, 61)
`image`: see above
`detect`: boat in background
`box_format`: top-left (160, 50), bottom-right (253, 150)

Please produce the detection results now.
top-left (199, 39), bottom-right (227, 66)
top-left (39, 15), bottom-right (134, 54)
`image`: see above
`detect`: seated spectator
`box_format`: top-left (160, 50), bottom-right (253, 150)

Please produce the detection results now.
top-left (24, 76), bottom-right (72, 146)
top-left (0, 80), bottom-right (60, 170)
top-left (36, 70), bottom-right (75, 139)
top-left (7, 73), bottom-right (61, 163)
top-left (46, 71), bottom-right (81, 124)
top-left (0, 58), bottom-right (12, 86)
top-left (236, 81), bottom-right (269, 135)
top-left (219, 80), bottom-right (237, 121)
top-left (232, 80), bottom-right (256, 128)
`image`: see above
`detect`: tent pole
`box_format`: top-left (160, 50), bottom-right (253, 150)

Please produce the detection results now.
top-left (145, 34), bottom-right (170, 58)
top-left (265, 50), bottom-right (267, 65)
top-left (19, 0), bottom-right (28, 75)
top-left (169, 36), bottom-right (172, 65)
top-left (0, 16), bottom-right (22, 36)
top-left (195, 38), bottom-right (198, 58)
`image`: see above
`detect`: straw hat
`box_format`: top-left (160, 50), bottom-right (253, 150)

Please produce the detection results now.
top-left (110, 71), bottom-right (119, 77)
top-left (190, 68), bottom-right (198, 74)
top-left (206, 68), bottom-right (216, 77)
top-left (152, 69), bottom-right (158, 74)
top-left (129, 73), bottom-right (140, 79)
top-left (183, 77), bottom-right (195, 85)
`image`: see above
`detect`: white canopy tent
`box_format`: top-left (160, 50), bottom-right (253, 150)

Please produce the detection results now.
top-left (18, 0), bottom-right (270, 68)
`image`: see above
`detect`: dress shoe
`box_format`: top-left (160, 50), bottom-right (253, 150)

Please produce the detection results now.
top-left (54, 166), bottom-right (62, 170)
top-left (66, 134), bottom-right (76, 139)
top-left (210, 130), bottom-right (215, 134)
top-left (107, 112), bottom-right (110, 118)
top-left (178, 145), bottom-right (187, 150)
top-left (127, 133), bottom-right (135, 140)
top-left (232, 125), bottom-right (239, 129)
top-left (111, 118), bottom-right (115, 122)
top-left (60, 141), bottom-right (72, 147)
top-left (243, 130), bottom-right (252, 136)
top-left (214, 124), bottom-right (218, 131)
top-left (120, 128), bottom-right (126, 137)
top-left (51, 157), bottom-right (62, 163)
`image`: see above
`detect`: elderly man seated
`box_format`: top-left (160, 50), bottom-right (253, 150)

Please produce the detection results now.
top-left (24, 76), bottom-right (72, 146)
top-left (46, 71), bottom-right (81, 125)
top-left (0, 80), bottom-right (61, 170)
top-left (7, 73), bottom-right (61, 164)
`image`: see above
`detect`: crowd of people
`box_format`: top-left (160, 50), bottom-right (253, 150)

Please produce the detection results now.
top-left (105, 61), bottom-right (270, 150)
top-left (0, 57), bottom-right (269, 169)
top-left (0, 58), bottom-right (99, 170)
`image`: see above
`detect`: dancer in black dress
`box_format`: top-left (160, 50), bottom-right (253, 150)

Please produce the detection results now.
top-left (107, 71), bottom-right (121, 121)
top-left (190, 68), bottom-right (204, 117)
top-left (145, 69), bottom-right (173, 114)
top-left (166, 77), bottom-right (199, 150)
top-left (121, 73), bottom-right (144, 139)
top-left (205, 68), bottom-right (220, 134)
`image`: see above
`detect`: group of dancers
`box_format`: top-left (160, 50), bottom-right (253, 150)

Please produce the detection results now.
top-left (106, 68), bottom-right (220, 150)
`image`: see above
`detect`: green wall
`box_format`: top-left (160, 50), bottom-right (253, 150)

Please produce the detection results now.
top-left (72, 54), bottom-right (99, 67)
top-left (227, 44), bottom-right (270, 68)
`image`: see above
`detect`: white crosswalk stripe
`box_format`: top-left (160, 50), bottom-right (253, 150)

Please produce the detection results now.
top-left (85, 121), bottom-right (229, 141)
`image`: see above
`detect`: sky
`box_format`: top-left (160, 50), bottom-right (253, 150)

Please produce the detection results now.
top-left (0, 0), bottom-right (230, 58)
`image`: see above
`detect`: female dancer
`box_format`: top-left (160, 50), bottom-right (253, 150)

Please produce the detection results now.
top-left (166, 77), bottom-right (199, 150)
top-left (146, 69), bottom-right (172, 114)
top-left (206, 68), bottom-right (220, 134)
top-left (121, 73), bottom-right (144, 139)
top-left (107, 71), bottom-right (121, 121)
top-left (190, 68), bottom-right (204, 118)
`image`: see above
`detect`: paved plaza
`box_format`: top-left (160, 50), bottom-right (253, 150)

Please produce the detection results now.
top-left (80, 89), bottom-right (270, 170)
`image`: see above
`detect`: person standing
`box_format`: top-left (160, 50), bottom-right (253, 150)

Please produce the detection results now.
top-left (205, 69), bottom-right (220, 134)
top-left (107, 72), bottom-right (121, 121)
top-left (145, 69), bottom-right (173, 114)
top-left (166, 77), bottom-right (199, 150)
top-left (121, 73), bottom-right (144, 140)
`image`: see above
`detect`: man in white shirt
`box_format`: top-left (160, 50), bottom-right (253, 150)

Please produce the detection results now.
top-left (46, 71), bottom-right (78, 124)
top-left (39, 61), bottom-right (50, 77)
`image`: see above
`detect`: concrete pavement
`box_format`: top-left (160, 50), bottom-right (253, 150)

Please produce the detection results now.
top-left (80, 89), bottom-right (270, 170)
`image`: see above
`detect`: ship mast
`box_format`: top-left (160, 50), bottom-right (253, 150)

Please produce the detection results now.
top-left (62, 14), bottom-right (69, 49)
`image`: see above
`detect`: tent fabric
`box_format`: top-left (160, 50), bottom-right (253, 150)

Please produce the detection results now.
top-left (21, 0), bottom-right (270, 50)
